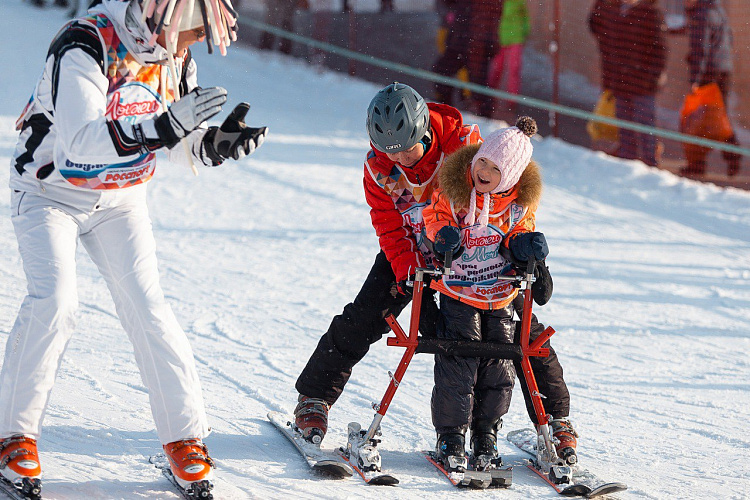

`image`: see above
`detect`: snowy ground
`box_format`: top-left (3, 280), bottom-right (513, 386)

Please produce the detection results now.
top-left (1, 1), bottom-right (749, 499)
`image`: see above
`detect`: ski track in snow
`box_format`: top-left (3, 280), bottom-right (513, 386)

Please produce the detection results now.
top-left (1, 1), bottom-right (749, 498)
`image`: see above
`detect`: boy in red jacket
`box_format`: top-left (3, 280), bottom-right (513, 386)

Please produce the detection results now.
top-left (294, 83), bottom-right (480, 443)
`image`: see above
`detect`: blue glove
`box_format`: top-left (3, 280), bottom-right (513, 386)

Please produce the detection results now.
top-left (434, 225), bottom-right (461, 258)
top-left (509, 232), bottom-right (549, 263)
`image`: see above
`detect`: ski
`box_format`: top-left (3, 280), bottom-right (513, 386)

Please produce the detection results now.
top-left (149, 454), bottom-right (213, 500)
top-left (336, 448), bottom-right (399, 485)
top-left (0, 477), bottom-right (41, 500)
top-left (267, 411), bottom-right (353, 479)
top-left (424, 451), bottom-right (512, 489)
top-left (507, 428), bottom-right (627, 498)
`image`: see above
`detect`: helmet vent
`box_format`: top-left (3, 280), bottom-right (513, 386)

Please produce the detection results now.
top-left (385, 105), bottom-right (390, 117)
top-left (373, 107), bottom-right (381, 116)
top-left (394, 102), bottom-right (404, 114)
top-left (396, 119), bottom-right (404, 132)
top-left (375, 123), bottom-right (383, 133)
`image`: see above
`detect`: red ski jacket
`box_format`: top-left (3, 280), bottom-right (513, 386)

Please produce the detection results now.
top-left (363, 103), bottom-right (482, 282)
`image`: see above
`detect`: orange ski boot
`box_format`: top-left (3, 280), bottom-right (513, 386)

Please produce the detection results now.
top-left (550, 419), bottom-right (578, 465)
top-left (0, 435), bottom-right (42, 499)
top-left (163, 439), bottom-right (214, 496)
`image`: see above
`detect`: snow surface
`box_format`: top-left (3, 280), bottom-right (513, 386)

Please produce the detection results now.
top-left (1, 1), bottom-right (749, 498)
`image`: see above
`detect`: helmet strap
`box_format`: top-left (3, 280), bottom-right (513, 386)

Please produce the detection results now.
top-left (418, 131), bottom-right (432, 155)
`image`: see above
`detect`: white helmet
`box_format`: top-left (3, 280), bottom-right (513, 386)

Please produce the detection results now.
top-left (139, 0), bottom-right (238, 55)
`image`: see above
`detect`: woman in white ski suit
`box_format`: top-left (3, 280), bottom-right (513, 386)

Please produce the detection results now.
top-left (0, 0), bottom-right (266, 481)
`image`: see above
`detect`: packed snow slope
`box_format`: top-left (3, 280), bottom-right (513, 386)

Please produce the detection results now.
top-left (1, 1), bottom-right (749, 498)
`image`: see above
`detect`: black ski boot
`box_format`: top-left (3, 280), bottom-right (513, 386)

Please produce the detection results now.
top-left (435, 432), bottom-right (467, 472)
top-left (471, 419), bottom-right (502, 470)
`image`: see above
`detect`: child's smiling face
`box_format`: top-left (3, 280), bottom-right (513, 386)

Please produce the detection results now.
top-left (473, 157), bottom-right (502, 193)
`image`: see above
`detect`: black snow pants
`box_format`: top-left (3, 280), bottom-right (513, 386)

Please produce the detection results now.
top-left (512, 294), bottom-right (571, 422)
top-left (295, 251), bottom-right (439, 405)
top-left (431, 295), bottom-right (516, 434)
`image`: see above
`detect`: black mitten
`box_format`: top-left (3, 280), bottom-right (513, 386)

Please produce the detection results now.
top-left (509, 232), bottom-right (549, 263)
top-left (434, 225), bottom-right (462, 259)
top-left (532, 260), bottom-right (553, 306)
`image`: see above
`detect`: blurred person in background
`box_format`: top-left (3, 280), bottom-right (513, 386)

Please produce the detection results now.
top-left (681, 0), bottom-right (740, 177)
top-left (259, 0), bottom-right (308, 55)
top-left (29, 0), bottom-right (70, 8)
top-left (432, 0), bottom-right (503, 119)
top-left (432, 0), bottom-right (473, 108)
top-left (308, 0), bottom-right (334, 68)
top-left (487, 0), bottom-right (530, 116)
top-left (589, 0), bottom-right (667, 167)
top-left (468, 0), bottom-right (504, 118)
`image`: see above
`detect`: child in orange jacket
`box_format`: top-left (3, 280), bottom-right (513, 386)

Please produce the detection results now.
top-left (422, 116), bottom-right (552, 471)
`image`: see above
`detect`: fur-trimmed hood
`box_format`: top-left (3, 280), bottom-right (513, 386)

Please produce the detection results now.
top-left (438, 143), bottom-right (542, 209)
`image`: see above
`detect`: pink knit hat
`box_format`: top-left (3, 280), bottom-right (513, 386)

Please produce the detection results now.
top-left (466, 116), bottom-right (537, 226)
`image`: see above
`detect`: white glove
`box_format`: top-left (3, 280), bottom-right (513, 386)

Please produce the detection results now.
top-left (154, 86), bottom-right (228, 148)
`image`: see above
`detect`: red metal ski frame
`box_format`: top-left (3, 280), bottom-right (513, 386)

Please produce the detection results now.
top-left (363, 263), bottom-right (556, 442)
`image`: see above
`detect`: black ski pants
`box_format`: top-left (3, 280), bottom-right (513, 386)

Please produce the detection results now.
top-left (295, 251), bottom-right (439, 405)
top-left (514, 294), bottom-right (570, 421)
top-left (432, 296), bottom-right (515, 434)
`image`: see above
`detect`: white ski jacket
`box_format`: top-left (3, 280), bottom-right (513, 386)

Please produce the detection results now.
top-left (10, 0), bottom-right (213, 212)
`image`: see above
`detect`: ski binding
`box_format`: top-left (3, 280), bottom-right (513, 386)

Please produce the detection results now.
top-left (149, 454), bottom-right (213, 500)
top-left (425, 451), bottom-right (512, 489)
top-left (507, 428), bottom-right (627, 497)
top-left (337, 422), bottom-right (398, 485)
top-left (0, 476), bottom-right (41, 500)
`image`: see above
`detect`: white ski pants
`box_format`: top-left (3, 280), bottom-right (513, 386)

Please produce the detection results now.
top-left (0, 191), bottom-right (209, 444)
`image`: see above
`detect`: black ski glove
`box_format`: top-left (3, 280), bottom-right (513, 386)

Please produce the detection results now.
top-left (509, 231), bottom-right (549, 263)
top-left (203, 103), bottom-right (268, 165)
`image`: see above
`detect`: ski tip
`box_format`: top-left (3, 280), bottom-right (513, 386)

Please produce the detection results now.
top-left (148, 454), bottom-right (167, 466)
top-left (560, 483), bottom-right (592, 496)
top-left (367, 474), bottom-right (399, 486)
top-left (312, 462), bottom-right (354, 478)
top-left (586, 482), bottom-right (628, 498)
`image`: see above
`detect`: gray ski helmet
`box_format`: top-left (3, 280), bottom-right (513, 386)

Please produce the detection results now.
top-left (367, 83), bottom-right (430, 153)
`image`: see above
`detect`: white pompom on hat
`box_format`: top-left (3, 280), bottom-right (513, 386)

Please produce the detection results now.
top-left (466, 116), bottom-right (537, 227)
